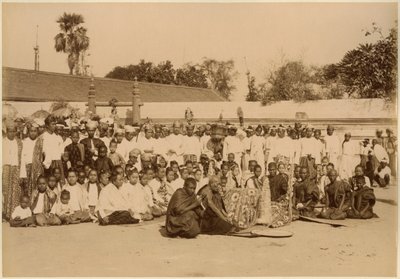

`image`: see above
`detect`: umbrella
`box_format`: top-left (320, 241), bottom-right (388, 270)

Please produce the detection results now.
top-left (31, 109), bottom-right (50, 119)
top-left (2, 103), bottom-right (18, 120)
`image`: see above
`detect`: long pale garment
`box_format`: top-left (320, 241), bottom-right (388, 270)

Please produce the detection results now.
top-left (339, 140), bottom-right (361, 180)
top-left (137, 137), bottom-right (156, 155)
top-left (324, 134), bottom-right (341, 166)
top-left (165, 134), bottom-right (184, 165)
top-left (373, 144), bottom-right (389, 163)
top-left (182, 136), bottom-right (201, 162)
top-left (250, 135), bottom-right (266, 174)
top-left (20, 137), bottom-right (38, 197)
top-left (42, 131), bottom-right (63, 169)
top-left (292, 139), bottom-right (301, 165)
top-left (154, 137), bottom-right (168, 158)
top-left (223, 136), bottom-right (244, 170)
top-left (120, 183), bottom-right (151, 216)
top-left (269, 137), bottom-right (293, 161)
top-left (314, 139), bottom-right (325, 165)
top-left (119, 138), bottom-right (138, 161)
top-left (265, 136), bottom-right (277, 166)
top-left (242, 137), bottom-right (251, 172)
top-left (200, 135), bottom-right (211, 156)
top-left (95, 183), bottom-right (129, 219)
top-left (2, 138), bottom-right (22, 220)
top-left (300, 137), bottom-right (320, 160)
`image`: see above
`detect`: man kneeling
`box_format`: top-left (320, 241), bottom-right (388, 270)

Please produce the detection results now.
top-left (96, 173), bottom-right (140, 226)
top-left (166, 178), bottom-right (203, 238)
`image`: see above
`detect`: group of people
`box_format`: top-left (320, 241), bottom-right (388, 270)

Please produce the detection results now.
top-left (2, 113), bottom-right (396, 237)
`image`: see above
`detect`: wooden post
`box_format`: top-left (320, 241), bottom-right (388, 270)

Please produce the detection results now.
top-left (132, 77), bottom-right (142, 125)
top-left (88, 77), bottom-right (96, 114)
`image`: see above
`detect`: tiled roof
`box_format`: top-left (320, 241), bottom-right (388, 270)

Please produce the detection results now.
top-left (2, 67), bottom-right (225, 102)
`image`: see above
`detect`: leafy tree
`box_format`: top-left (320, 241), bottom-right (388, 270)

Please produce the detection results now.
top-left (54, 13), bottom-right (90, 75)
top-left (106, 60), bottom-right (175, 84)
top-left (335, 23), bottom-right (397, 101)
top-left (200, 58), bottom-right (238, 100)
top-left (106, 60), bottom-right (153, 81)
top-left (150, 61), bottom-right (176, 84)
top-left (261, 61), bottom-right (321, 104)
top-left (176, 64), bottom-right (208, 88)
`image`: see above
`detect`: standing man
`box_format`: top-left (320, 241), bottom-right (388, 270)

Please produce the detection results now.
top-left (265, 126), bottom-right (278, 169)
top-left (20, 123), bottom-right (39, 197)
top-left (120, 125), bottom-right (137, 161)
top-left (250, 125), bottom-right (266, 175)
top-left (384, 128), bottom-right (397, 177)
top-left (166, 121), bottom-right (184, 165)
top-left (42, 115), bottom-right (64, 177)
top-left (339, 133), bottom-right (361, 181)
top-left (223, 125), bottom-right (244, 171)
top-left (80, 121), bottom-right (105, 168)
top-left (300, 127), bottom-right (319, 181)
top-left (270, 125), bottom-right (293, 163)
top-left (182, 123), bottom-right (201, 164)
top-left (324, 125), bottom-right (341, 167)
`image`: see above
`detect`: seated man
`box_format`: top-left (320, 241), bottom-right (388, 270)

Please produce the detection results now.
top-left (293, 167), bottom-right (319, 218)
top-left (347, 176), bottom-right (376, 219)
top-left (267, 162), bottom-right (288, 202)
top-left (374, 159), bottom-right (391, 188)
top-left (200, 175), bottom-right (234, 235)
top-left (320, 170), bottom-right (352, 220)
top-left (96, 173), bottom-right (140, 226)
top-left (165, 178), bottom-right (203, 238)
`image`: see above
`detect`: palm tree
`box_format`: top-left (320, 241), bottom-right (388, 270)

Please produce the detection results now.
top-left (54, 13), bottom-right (90, 75)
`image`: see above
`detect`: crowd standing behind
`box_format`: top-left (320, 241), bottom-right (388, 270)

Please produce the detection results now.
top-left (2, 114), bottom-right (396, 236)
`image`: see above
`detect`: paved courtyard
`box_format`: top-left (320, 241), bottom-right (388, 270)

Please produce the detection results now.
top-left (2, 186), bottom-right (397, 277)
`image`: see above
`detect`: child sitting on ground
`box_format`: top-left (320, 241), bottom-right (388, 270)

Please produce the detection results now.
top-left (140, 173), bottom-right (163, 218)
top-left (10, 196), bottom-right (36, 227)
top-left (148, 166), bottom-right (169, 215)
top-left (48, 175), bottom-right (60, 200)
top-left (81, 169), bottom-right (100, 218)
top-left (31, 176), bottom-right (60, 226)
top-left (62, 169), bottom-right (91, 223)
top-left (121, 169), bottom-right (153, 221)
top-left (50, 190), bottom-right (80, 225)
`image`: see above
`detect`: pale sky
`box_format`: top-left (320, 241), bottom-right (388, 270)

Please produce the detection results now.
top-left (2, 2), bottom-right (397, 101)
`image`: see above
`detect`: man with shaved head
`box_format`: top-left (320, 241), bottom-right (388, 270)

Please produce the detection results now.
top-left (320, 169), bottom-right (352, 220)
top-left (199, 175), bottom-right (234, 235)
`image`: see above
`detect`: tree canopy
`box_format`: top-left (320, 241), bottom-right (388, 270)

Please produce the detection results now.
top-left (105, 58), bottom-right (238, 99)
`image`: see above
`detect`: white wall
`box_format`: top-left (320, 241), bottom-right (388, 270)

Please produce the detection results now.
top-left (5, 98), bottom-right (395, 120)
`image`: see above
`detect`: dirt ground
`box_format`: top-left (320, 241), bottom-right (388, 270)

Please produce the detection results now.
top-left (2, 186), bottom-right (397, 277)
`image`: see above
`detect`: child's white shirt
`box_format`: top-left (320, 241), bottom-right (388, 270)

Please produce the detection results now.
top-left (11, 206), bottom-right (32, 220)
